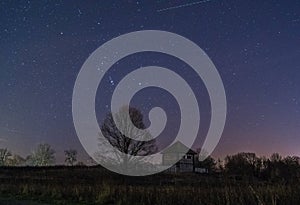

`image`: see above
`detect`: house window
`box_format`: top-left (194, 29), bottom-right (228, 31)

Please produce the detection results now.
top-left (186, 155), bottom-right (192, 159)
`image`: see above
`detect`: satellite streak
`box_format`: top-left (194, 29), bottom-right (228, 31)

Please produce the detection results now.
top-left (157, 0), bottom-right (213, 12)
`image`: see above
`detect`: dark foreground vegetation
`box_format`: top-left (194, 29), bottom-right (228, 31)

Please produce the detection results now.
top-left (2, 141), bottom-right (300, 205)
top-left (1, 162), bottom-right (300, 205)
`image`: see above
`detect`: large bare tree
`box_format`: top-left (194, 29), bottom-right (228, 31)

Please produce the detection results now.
top-left (96, 106), bottom-right (157, 171)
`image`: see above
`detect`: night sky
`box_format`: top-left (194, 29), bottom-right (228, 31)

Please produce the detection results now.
top-left (0, 0), bottom-right (299, 163)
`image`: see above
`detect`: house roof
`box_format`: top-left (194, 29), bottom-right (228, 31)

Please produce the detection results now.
top-left (161, 141), bottom-right (197, 155)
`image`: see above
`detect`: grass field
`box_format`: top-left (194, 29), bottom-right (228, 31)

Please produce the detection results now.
top-left (0, 166), bottom-right (300, 205)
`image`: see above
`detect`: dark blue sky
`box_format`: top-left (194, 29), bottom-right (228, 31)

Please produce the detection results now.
top-left (0, 0), bottom-right (299, 163)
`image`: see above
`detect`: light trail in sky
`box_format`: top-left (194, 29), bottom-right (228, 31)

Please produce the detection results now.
top-left (157, 0), bottom-right (213, 12)
top-left (0, 126), bottom-right (24, 134)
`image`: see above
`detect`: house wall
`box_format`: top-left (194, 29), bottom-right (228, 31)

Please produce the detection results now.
top-left (163, 153), bottom-right (195, 173)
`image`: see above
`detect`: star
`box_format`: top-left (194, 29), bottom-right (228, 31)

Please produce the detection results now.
top-left (108, 76), bottom-right (115, 86)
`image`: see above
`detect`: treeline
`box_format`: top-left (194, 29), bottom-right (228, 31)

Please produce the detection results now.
top-left (203, 152), bottom-right (300, 182)
top-left (0, 144), bottom-right (80, 166)
top-left (1, 144), bottom-right (300, 183)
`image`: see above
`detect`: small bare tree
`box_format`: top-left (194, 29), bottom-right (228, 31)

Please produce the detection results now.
top-left (6, 154), bottom-right (25, 166)
top-left (0, 148), bottom-right (11, 166)
top-left (64, 149), bottom-right (77, 166)
top-left (29, 144), bottom-right (55, 166)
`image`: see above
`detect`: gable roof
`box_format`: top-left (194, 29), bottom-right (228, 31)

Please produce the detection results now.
top-left (161, 141), bottom-right (197, 155)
